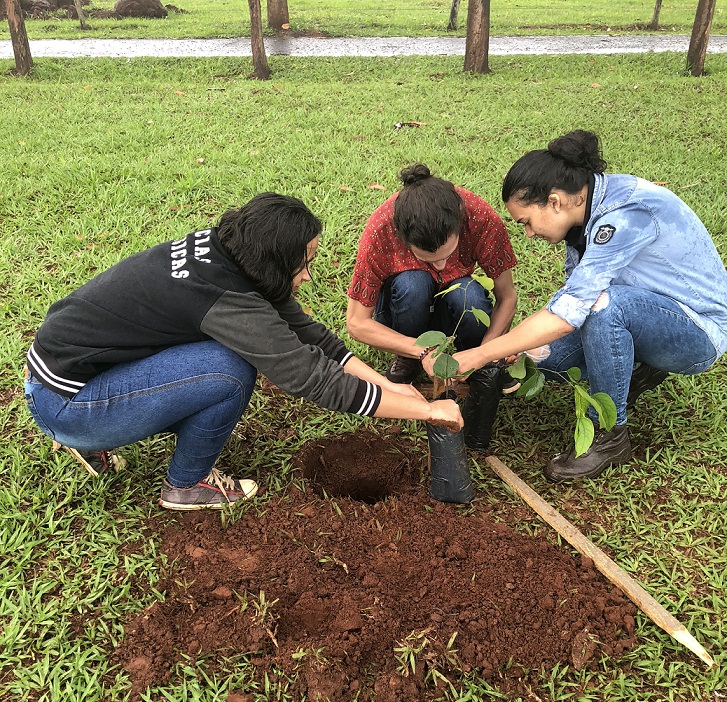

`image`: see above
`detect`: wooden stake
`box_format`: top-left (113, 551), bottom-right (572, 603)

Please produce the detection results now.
top-left (485, 455), bottom-right (716, 669)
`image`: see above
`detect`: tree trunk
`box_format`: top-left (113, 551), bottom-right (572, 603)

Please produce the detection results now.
top-left (648, 0), bottom-right (662, 30)
top-left (4, 0), bottom-right (33, 75)
top-left (687, 0), bottom-right (716, 76)
top-left (463, 0), bottom-right (491, 73)
top-left (248, 0), bottom-right (270, 80)
top-left (447, 0), bottom-right (460, 31)
top-left (266, 0), bottom-right (289, 30)
top-left (73, 0), bottom-right (89, 30)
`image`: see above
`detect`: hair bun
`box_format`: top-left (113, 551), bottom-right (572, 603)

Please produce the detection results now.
top-left (547, 130), bottom-right (606, 172)
top-left (400, 163), bottom-right (432, 186)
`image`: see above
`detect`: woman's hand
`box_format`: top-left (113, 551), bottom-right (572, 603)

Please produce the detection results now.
top-left (427, 399), bottom-right (464, 432)
top-left (421, 348), bottom-right (437, 377)
top-left (451, 346), bottom-right (489, 376)
top-left (382, 379), bottom-right (426, 400)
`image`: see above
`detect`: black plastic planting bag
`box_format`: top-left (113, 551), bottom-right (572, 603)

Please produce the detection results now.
top-left (427, 391), bottom-right (473, 504)
top-left (462, 362), bottom-right (506, 452)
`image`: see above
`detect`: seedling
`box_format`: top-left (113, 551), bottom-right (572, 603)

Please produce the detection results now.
top-left (413, 274), bottom-right (493, 390)
top-left (508, 356), bottom-right (617, 456)
top-left (414, 275), bottom-right (617, 455)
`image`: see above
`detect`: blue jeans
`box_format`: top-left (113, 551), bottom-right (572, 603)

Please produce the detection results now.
top-left (375, 271), bottom-right (493, 351)
top-left (24, 341), bottom-right (257, 488)
top-left (537, 285), bottom-right (719, 424)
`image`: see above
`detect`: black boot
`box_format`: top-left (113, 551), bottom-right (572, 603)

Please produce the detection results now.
top-left (385, 355), bottom-right (422, 384)
top-left (544, 425), bottom-right (631, 483)
top-left (627, 363), bottom-right (668, 408)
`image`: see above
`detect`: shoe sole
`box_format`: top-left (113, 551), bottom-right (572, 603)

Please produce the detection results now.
top-left (545, 447), bottom-right (632, 483)
top-left (65, 446), bottom-right (126, 477)
top-left (158, 484), bottom-right (259, 510)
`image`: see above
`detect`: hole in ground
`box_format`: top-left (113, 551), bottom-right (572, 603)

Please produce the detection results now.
top-left (297, 430), bottom-right (421, 503)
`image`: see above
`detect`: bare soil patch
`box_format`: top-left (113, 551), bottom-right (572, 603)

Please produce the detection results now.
top-left (114, 430), bottom-right (637, 700)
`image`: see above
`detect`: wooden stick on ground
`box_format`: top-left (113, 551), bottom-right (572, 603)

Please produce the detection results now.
top-left (485, 455), bottom-right (716, 669)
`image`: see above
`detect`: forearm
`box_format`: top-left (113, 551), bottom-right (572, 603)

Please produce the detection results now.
top-left (373, 388), bottom-right (432, 420)
top-left (342, 355), bottom-right (388, 385)
top-left (348, 315), bottom-right (421, 358)
top-left (481, 297), bottom-right (517, 344)
top-left (455, 309), bottom-right (574, 374)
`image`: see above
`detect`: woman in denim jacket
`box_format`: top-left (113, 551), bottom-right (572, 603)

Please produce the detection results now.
top-left (451, 130), bottom-right (727, 482)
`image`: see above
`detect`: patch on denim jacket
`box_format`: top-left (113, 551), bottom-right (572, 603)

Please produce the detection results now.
top-left (594, 224), bottom-right (616, 244)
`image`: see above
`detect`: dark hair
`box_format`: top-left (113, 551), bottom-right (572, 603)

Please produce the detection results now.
top-left (217, 193), bottom-right (322, 304)
top-left (393, 163), bottom-right (464, 252)
top-left (501, 130), bottom-right (607, 205)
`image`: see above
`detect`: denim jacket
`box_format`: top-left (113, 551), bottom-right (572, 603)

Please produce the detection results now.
top-left (547, 173), bottom-right (727, 357)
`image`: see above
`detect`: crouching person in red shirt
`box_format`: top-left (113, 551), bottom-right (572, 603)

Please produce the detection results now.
top-left (346, 164), bottom-right (518, 385)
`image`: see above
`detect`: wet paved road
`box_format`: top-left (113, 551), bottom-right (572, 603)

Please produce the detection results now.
top-left (2, 34), bottom-right (727, 59)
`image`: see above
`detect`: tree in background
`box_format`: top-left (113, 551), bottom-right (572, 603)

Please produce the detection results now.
top-left (463, 0), bottom-right (491, 73)
top-left (73, 0), bottom-right (89, 29)
top-left (648, 0), bottom-right (662, 29)
top-left (267, 0), bottom-right (289, 30)
top-left (447, 0), bottom-right (461, 31)
top-left (687, 0), bottom-right (717, 75)
top-left (248, 0), bottom-right (270, 79)
top-left (4, 0), bottom-right (33, 75)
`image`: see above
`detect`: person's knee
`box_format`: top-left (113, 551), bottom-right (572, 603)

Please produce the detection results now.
top-left (202, 343), bottom-right (256, 388)
top-left (585, 287), bottom-right (631, 324)
top-left (389, 270), bottom-right (435, 302)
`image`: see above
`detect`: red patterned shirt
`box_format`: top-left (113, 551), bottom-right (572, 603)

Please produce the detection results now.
top-left (348, 187), bottom-right (517, 307)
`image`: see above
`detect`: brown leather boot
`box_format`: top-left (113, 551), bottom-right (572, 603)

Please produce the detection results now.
top-left (544, 425), bottom-right (631, 482)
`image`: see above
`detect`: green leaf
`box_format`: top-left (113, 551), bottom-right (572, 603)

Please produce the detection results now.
top-left (508, 354), bottom-right (527, 380)
top-left (590, 392), bottom-right (617, 430)
top-left (414, 331), bottom-right (448, 348)
top-left (472, 273), bottom-right (495, 291)
top-left (574, 416), bottom-right (595, 457)
top-left (566, 366), bottom-right (582, 382)
top-left (524, 356), bottom-right (539, 372)
top-left (515, 369), bottom-right (545, 398)
top-left (433, 352), bottom-right (460, 379)
top-left (434, 283), bottom-right (461, 298)
top-left (573, 383), bottom-right (591, 417)
top-left (469, 307), bottom-right (491, 327)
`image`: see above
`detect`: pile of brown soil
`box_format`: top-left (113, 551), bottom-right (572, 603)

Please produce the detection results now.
top-left (114, 430), bottom-right (637, 700)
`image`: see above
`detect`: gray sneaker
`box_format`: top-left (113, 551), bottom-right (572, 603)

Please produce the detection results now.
top-left (65, 446), bottom-right (126, 477)
top-left (159, 467), bottom-right (259, 510)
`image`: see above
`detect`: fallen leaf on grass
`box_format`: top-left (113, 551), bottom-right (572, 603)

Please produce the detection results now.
top-left (338, 186), bottom-right (354, 192)
top-left (394, 121), bottom-right (427, 129)
top-left (368, 183), bottom-right (386, 191)
top-left (174, 90), bottom-right (186, 96)
top-left (591, 83), bottom-right (601, 88)
top-left (196, 158), bottom-right (205, 164)
top-left (652, 181), bottom-right (668, 185)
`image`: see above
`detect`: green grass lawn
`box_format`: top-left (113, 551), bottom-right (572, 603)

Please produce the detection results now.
top-left (3, 0), bottom-right (726, 39)
top-left (1, 52), bottom-right (726, 700)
